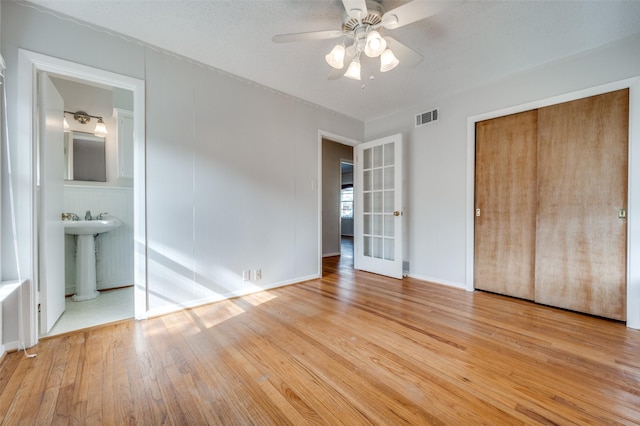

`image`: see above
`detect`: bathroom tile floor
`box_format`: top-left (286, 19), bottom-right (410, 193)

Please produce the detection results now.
top-left (42, 286), bottom-right (134, 338)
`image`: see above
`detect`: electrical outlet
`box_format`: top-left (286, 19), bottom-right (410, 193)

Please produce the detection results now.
top-left (255, 269), bottom-right (262, 280)
top-left (242, 270), bottom-right (250, 281)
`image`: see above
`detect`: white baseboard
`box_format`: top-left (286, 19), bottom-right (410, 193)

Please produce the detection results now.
top-left (322, 252), bottom-right (340, 258)
top-left (145, 274), bottom-right (321, 319)
top-left (407, 273), bottom-right (467, 290)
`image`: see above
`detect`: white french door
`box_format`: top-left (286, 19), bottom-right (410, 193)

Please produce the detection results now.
top-left (355, 134), bottom-right (403, 279)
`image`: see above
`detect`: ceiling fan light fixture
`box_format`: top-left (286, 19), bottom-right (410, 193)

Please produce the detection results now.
top-left (364, 30), bottom-right (386, 57)
top-left (380, 48), bottom-right (400, 72)
top-left (344, 56), bottom-right (361, 80)
top-left (325, 44), bottom-right (346, 69)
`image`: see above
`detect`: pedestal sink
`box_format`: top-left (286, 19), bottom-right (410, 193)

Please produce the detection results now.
top-left (64, 217), bottom-right (121, 301)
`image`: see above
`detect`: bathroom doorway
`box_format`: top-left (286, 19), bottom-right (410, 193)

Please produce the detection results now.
top-left (18, 50), bottom-right (146, 344)
top-left (40, 75), bottom-right (136, 337)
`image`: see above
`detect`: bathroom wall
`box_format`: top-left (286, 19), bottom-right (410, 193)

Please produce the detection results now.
top-left (63, 186), bottom-right (133, 293)
top-left (51, 77), bottom-right (134, 294)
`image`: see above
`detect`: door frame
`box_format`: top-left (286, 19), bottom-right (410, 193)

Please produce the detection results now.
top-left (318, 130), bottom-right (361, 275)
top-left (466, 76), bottom-right (640, 329)
top-left (17, 49), bottom-right (147, 346)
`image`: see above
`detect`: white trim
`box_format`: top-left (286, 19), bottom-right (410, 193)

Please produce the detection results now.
top-left (466, 76), bottom-right (640, 328)
top-left (17, 50), bottom-right (147, 346)
top-left (322, 252), bottom-right (341, 258)
top-left (317, 130), bottom-right (361, 275)
top-left (63, 184), bottom-right (133, 192)
top-left (144, 274), bottom-right (320, 318)
top-left (407, 273), bottom-right (466, 290)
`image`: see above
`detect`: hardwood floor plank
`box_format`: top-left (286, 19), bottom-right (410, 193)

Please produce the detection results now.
top-left (2, 256), bottom-right (640, 424)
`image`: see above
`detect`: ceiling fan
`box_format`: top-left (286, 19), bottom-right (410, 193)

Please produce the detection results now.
top-left (272, 0), bottom-right (463, 81)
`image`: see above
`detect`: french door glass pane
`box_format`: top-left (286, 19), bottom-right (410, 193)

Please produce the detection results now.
top-left (384, 238), bottom-right (394, 260)
top-left (363, 170), bottom-right (372, 191)
top-left (373, 215), bottom-right (383, 235)
top-left (373, 145), bottom-right (383, 168)
top-left (363, 214), bottom-right (371, 234)
top-left (384, 142), bottom-right (394, 166)
top-left (361, 142), bottom-right (396, 262)
top-left (373, 237), bottom-right (383, 258)
top-left (384, 215), bottom-right (394, 237)
top-left (384, 190), bottom-right (394, 213)
top-left (364, 148), bottom-right (372, 169)
top-left (373, 191), bottom-right (383, 213)
top-left (364, 236), bottom-right (372, 256)
top-left (373, 169), bottom-right (383, 190)
top-left (384, 166), bottom-right (394, 189)
top-left (363, 192), bottom-right (372, 213)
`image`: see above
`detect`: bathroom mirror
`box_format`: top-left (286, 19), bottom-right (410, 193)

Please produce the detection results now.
top-left (64, 131), bottom-right (106, 182)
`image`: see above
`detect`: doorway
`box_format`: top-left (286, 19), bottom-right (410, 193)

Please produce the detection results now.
top-left (319, 132), bottom-right (359, 275)
top-left (17, 50), bottom-right (146, 345)
top-left (39, 75), bottom-right (136, 336)
top-left (340, 161), bottom-right (354, 265)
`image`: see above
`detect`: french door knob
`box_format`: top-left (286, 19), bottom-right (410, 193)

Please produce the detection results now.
top-left (393, 211), bottom-right (401, 217)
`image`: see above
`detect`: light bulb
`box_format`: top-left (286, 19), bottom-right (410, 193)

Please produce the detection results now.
top-left (380, 48), bottom-right (399, 72)
top-left (94, 118), bottom-right (108, 137)
top-left (364, 30), bottom-right (387, 57)
top-left (344, 56), bottom-right (361, 80)
top-left (325, 44), bottom-right (345, 69)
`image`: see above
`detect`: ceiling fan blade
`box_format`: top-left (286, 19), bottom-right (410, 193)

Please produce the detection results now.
top-left (385, 36), bottom-right (423, 69)
top-left (380, 1), bottom-right (465, 29)
top-left (342, 0), bottom-right (368, 20)
top-left (272, 30), bottom-right (344, 43)
top-left (328, 48), bottom-right (357, 80)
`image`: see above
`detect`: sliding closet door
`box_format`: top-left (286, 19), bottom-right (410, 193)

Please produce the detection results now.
top-left (535, 89), bottom-right (629, 320)
top-left (474, 110), bottom-right (538, 300)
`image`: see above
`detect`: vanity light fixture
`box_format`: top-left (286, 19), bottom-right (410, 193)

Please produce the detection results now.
top-left (64, 110), bottom-right (108, 137)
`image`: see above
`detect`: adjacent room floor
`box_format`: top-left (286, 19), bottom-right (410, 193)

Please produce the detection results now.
top-left (41, 286), bottom-right (134, 338)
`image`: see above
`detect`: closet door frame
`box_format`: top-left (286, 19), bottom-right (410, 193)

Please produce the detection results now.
top-left (465, 76), bottom-right (640, 329)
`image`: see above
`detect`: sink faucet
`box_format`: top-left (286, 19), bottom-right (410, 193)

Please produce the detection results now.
top-left (85, 210), bottom-right (92, 221)
top-left (97, 212), bottom-right (108, 220)
top-left (62, 212), bottom-right (80, 221)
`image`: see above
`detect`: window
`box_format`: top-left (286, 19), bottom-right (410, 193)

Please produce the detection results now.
top-left (341, 186), bottom-right (353, 219)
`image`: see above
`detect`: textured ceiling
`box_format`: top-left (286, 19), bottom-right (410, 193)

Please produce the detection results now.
top-left (25, 0), bottom-right (640, 122)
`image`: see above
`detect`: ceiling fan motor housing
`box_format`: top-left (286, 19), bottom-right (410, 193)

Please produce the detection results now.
top-left (342, 0), bottom-right (384, 32)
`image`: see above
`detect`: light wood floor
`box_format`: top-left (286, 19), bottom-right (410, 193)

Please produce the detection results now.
top-left (2, 255), bottom-right (640, 424)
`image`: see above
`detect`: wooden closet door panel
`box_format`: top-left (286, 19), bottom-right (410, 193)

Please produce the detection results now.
top-left (535, 89), bottom-right (629, 320)
top-left (475, 110), bottom-right (538, 300)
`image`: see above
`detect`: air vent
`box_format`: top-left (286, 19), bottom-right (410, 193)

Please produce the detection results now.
top-left (415, 108), bottom-right (439, 127)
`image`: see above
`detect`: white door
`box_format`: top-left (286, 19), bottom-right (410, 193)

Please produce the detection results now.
top-left (355, 134), bottom-right (403, 279)
top-left (39, 73), bottom-right (66, 334)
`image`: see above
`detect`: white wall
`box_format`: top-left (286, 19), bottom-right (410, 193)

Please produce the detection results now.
top-left (365, 33), bottom-right (640, 325)
top-left (1, 2), bottom-right (363, 328)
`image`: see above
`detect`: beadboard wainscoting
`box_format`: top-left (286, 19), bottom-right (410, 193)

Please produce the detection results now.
top-left (64, 186), bottom-right (134, 294)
